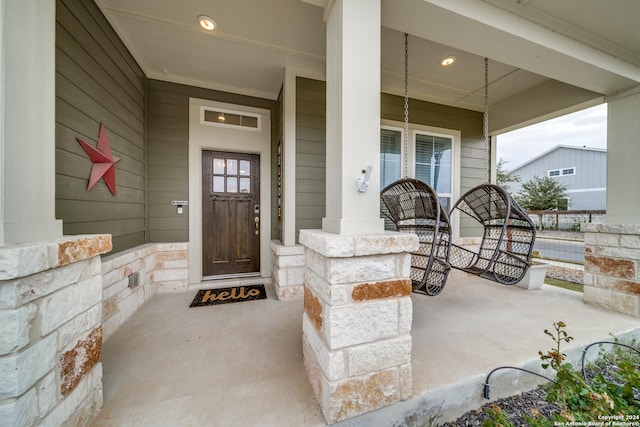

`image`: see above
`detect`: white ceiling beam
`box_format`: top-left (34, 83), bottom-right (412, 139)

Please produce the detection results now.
top-left (382, 0), bottom-right (640, 96)
top-left (489, 80), bottom-right (602, 134)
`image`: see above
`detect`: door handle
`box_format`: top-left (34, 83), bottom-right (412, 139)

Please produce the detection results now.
top-left (255, 216), bottom-right (260, 235)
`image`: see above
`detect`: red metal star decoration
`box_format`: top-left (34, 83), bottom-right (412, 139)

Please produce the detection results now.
top-left (76, 123), bottom-right (120, 195)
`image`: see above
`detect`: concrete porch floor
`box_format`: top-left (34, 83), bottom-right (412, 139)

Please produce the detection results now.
top-left (92, 274), bottom-right (640, 427)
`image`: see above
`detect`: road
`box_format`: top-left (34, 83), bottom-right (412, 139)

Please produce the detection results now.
top-left (533, 237), bottom-right (584, 263)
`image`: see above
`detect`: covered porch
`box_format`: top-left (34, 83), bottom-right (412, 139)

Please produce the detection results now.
top-left (2, 0), bottom-right (640, 426)
top-left (93, 275), bottom-right (640, 426)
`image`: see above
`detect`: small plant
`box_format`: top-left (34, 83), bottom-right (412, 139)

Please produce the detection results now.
top-left (482, 404), bottom-right (512, 427)
top-left (483, 322), bottom-right (640, 427)
top-left (538, 321), bottom-right (574, 411)
top-left (586, 338), bottom-right (640, 416)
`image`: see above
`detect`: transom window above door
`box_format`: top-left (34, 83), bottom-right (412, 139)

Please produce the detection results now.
top-left (211, 157), bottom-right (252, 194)
top-left (201, 106), bottom-right (261, 131)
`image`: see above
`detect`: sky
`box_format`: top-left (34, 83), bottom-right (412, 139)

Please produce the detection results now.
top-left (496, 103), bottom-right (607, 171)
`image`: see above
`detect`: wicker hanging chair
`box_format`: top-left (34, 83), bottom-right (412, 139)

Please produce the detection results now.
top-left (448, 184), bottom-right (536, 284)
top-left (381, 178), bottom-right (452, 296)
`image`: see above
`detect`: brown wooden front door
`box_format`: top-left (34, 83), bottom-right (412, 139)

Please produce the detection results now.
top-left (202, 151), bottom-right (260, 277)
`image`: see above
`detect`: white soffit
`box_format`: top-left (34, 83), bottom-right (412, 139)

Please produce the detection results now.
top-left (382, 0), bottom-right (640, 95)
top-left (95, 0), bottom-right (326, 99)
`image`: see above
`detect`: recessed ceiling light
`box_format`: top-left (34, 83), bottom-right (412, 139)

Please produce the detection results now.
top-left (198, 15), bottom-right (216, 31)
top-left (441, 56), bottom-right (456, 66)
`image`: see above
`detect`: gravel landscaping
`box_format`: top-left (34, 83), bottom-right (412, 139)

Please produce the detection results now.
top-left (439, 349), bottom-right (639, 427)
top-left (440, 387), bottom-right (561, 426)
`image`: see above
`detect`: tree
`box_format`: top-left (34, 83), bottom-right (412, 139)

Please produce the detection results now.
top-left (496, 158), bottom-right (521, 192)
top-left (516, 175), bottom-right (569, 210)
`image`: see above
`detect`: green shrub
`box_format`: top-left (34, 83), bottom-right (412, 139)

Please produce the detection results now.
top-left (483, 322), bottom-right (640, 427)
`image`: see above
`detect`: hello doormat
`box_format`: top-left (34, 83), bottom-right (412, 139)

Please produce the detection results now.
top-left (189, 284), bottom-right (267, 307)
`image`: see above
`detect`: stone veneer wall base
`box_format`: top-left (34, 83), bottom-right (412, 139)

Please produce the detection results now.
top-left (271, 240), bottom-right (305, 300)
top-left (583, 223), bottom-right (640, 317)
top-left (0, 238), bottom-right (191, 427)
top-left (101, 243), bottom-right (189, 341)
top-left (0, 235), bottom-right (111, 427)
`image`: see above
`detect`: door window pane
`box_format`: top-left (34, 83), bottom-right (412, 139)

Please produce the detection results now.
top-left (415, 133), bottom-right (452, 194)
top-left (213, 158), bottom-right (225, 174)
top-left (227, 159), bottom-right (238, 175)
top-left (227, 177), bottom-right (238, 193)
top-left (239, 160), bottom-right (250, 176)
top-left (380, 129), bottom-right (402, 188)
top-left (239, 177), bottom-right (250, 193)
top-left (213, 176), bottom-right (225, 193)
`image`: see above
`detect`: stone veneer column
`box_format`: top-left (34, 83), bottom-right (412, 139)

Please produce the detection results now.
top-left (271, 240), bottom-right (305, 300)
top-left (0, 235), bottom-right (111, 426)
top-left (300, 230), bottom-right (418, 423)
top-left (583, 224), bottom-right (640, 317)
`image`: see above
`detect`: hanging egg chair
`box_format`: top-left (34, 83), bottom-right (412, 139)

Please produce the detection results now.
top-left (449, 184), bottom-right (536, 284)
top-left (381, 178), bottom-right (452, 295)
top-left (448, 59), bottom-right (536, 285)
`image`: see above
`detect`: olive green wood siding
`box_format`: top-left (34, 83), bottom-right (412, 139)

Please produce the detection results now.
top-left (295, 78), bottom-right (326, 242)
top-left (55, 0), bottom-right (146, 253)
top-left (293, 78), bottom-right (486, 240)
top-left (146, 80), bottom-right (278, 243)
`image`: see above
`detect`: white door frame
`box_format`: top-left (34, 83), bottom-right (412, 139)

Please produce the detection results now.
top-left (188, 98), bottom-right (272, 283)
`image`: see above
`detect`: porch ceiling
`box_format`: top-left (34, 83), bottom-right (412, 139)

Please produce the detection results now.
top-left (95, 0), bottom-right (640, 132)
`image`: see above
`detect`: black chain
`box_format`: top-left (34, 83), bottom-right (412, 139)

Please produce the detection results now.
top-left (484, 58), bottom-right (489, 183)
top-left (404, 33), bottom-right (409, 178)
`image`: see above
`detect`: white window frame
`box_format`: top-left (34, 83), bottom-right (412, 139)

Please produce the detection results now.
top-left (561, 167), bottom-right (576, 176)
top-left (548, 169), bottom-right (561, 177)
top-left (380, 119), bottom-right (461, 236)
top-left (413, 129), bottom-right (454, 209)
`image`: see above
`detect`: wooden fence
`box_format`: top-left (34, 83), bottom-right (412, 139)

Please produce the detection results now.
top-left (526, 210), bottom-right (606, 231)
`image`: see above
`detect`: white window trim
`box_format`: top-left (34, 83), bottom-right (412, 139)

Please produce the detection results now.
top-left (548, 169), bottom-right (561, 177)
top-left (561, 167), bottom-right (576, 176)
